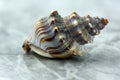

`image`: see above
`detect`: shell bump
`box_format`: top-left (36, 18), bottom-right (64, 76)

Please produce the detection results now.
top-left (22, 11), bottom-right (108, 58)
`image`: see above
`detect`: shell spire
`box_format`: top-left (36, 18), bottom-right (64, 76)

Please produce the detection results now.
top-left (50, 11), bottom-right (59, 17)
top-left (64, 12), bottom-right (108, 45)
top-left (22, 11), bottom-right (108, 58)
top-left (71, 12), bottom-right (79, 17)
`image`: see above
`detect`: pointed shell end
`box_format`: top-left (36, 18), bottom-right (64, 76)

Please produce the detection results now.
top-left (101, 18), bottom-right (109, 25)
top-left (50, 10), bottom-right (59, 17)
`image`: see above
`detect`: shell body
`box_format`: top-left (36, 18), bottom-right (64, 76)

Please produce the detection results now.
top-left (22, 11), bottom-right (108, 58)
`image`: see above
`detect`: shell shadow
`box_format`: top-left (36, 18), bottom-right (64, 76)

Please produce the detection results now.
top-left (23, 51), bottom-right (91, 76)
top-left (23, 51), bottom-right (91, 65)
top-left (32, 51), bottom-right (90, 62)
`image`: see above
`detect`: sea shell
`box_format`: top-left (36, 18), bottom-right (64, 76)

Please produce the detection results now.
top-left (22, 11), bottom-right (108, 58)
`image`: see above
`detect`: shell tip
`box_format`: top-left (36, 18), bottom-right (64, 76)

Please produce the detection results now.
top-left (71, 12), bottom-right (78, 18)
top-left (72, 12), bottom-right (78, 15)
top-left (50, 10), bottom-right (59, 17)
top-left (101, 18), bottom-right (109, 25)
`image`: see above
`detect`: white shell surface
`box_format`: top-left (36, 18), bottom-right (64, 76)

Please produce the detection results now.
top-left (29, 12), bottom-right (73, 57)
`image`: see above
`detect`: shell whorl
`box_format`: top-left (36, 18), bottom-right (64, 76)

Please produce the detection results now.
top-left (64, 12), bottom-right (108, 44)
top-left (23, 11), bottom-right (108, 58)
top-left (32, 11), bottom-right (72, 54)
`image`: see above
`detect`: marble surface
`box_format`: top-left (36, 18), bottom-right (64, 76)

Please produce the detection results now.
top-left (0, 0), bottom-right (120, 80)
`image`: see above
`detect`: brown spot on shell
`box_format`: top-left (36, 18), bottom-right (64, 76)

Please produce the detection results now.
top-left (101, 18), bottom-right (109, 25)
top-left (51, 20), bottom-right (55, 25)
top-left (51, 18), bottom-right (56, 25)
top-left (22, 41), bottom-right (31, 53)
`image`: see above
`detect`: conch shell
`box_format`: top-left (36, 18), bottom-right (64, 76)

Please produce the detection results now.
top-left (22, 11), bottom-right (108, 58)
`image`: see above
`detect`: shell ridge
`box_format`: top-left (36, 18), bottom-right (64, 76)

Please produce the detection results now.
top-left (23, 11), bottom-right (108, 58)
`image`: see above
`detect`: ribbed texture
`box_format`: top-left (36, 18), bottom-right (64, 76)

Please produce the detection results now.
top-left (23, 11), bottom-right (108, 58)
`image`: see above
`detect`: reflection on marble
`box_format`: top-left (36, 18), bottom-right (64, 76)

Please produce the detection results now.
top-left (0, 0), bottom-right (120, 80)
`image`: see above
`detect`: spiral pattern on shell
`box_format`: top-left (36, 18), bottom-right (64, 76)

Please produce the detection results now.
top-left (22, 11), bottom-right (108, 58)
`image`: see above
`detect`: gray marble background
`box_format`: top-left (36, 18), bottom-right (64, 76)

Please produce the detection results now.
top-left (0, 0), bottom-right (120, 80)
